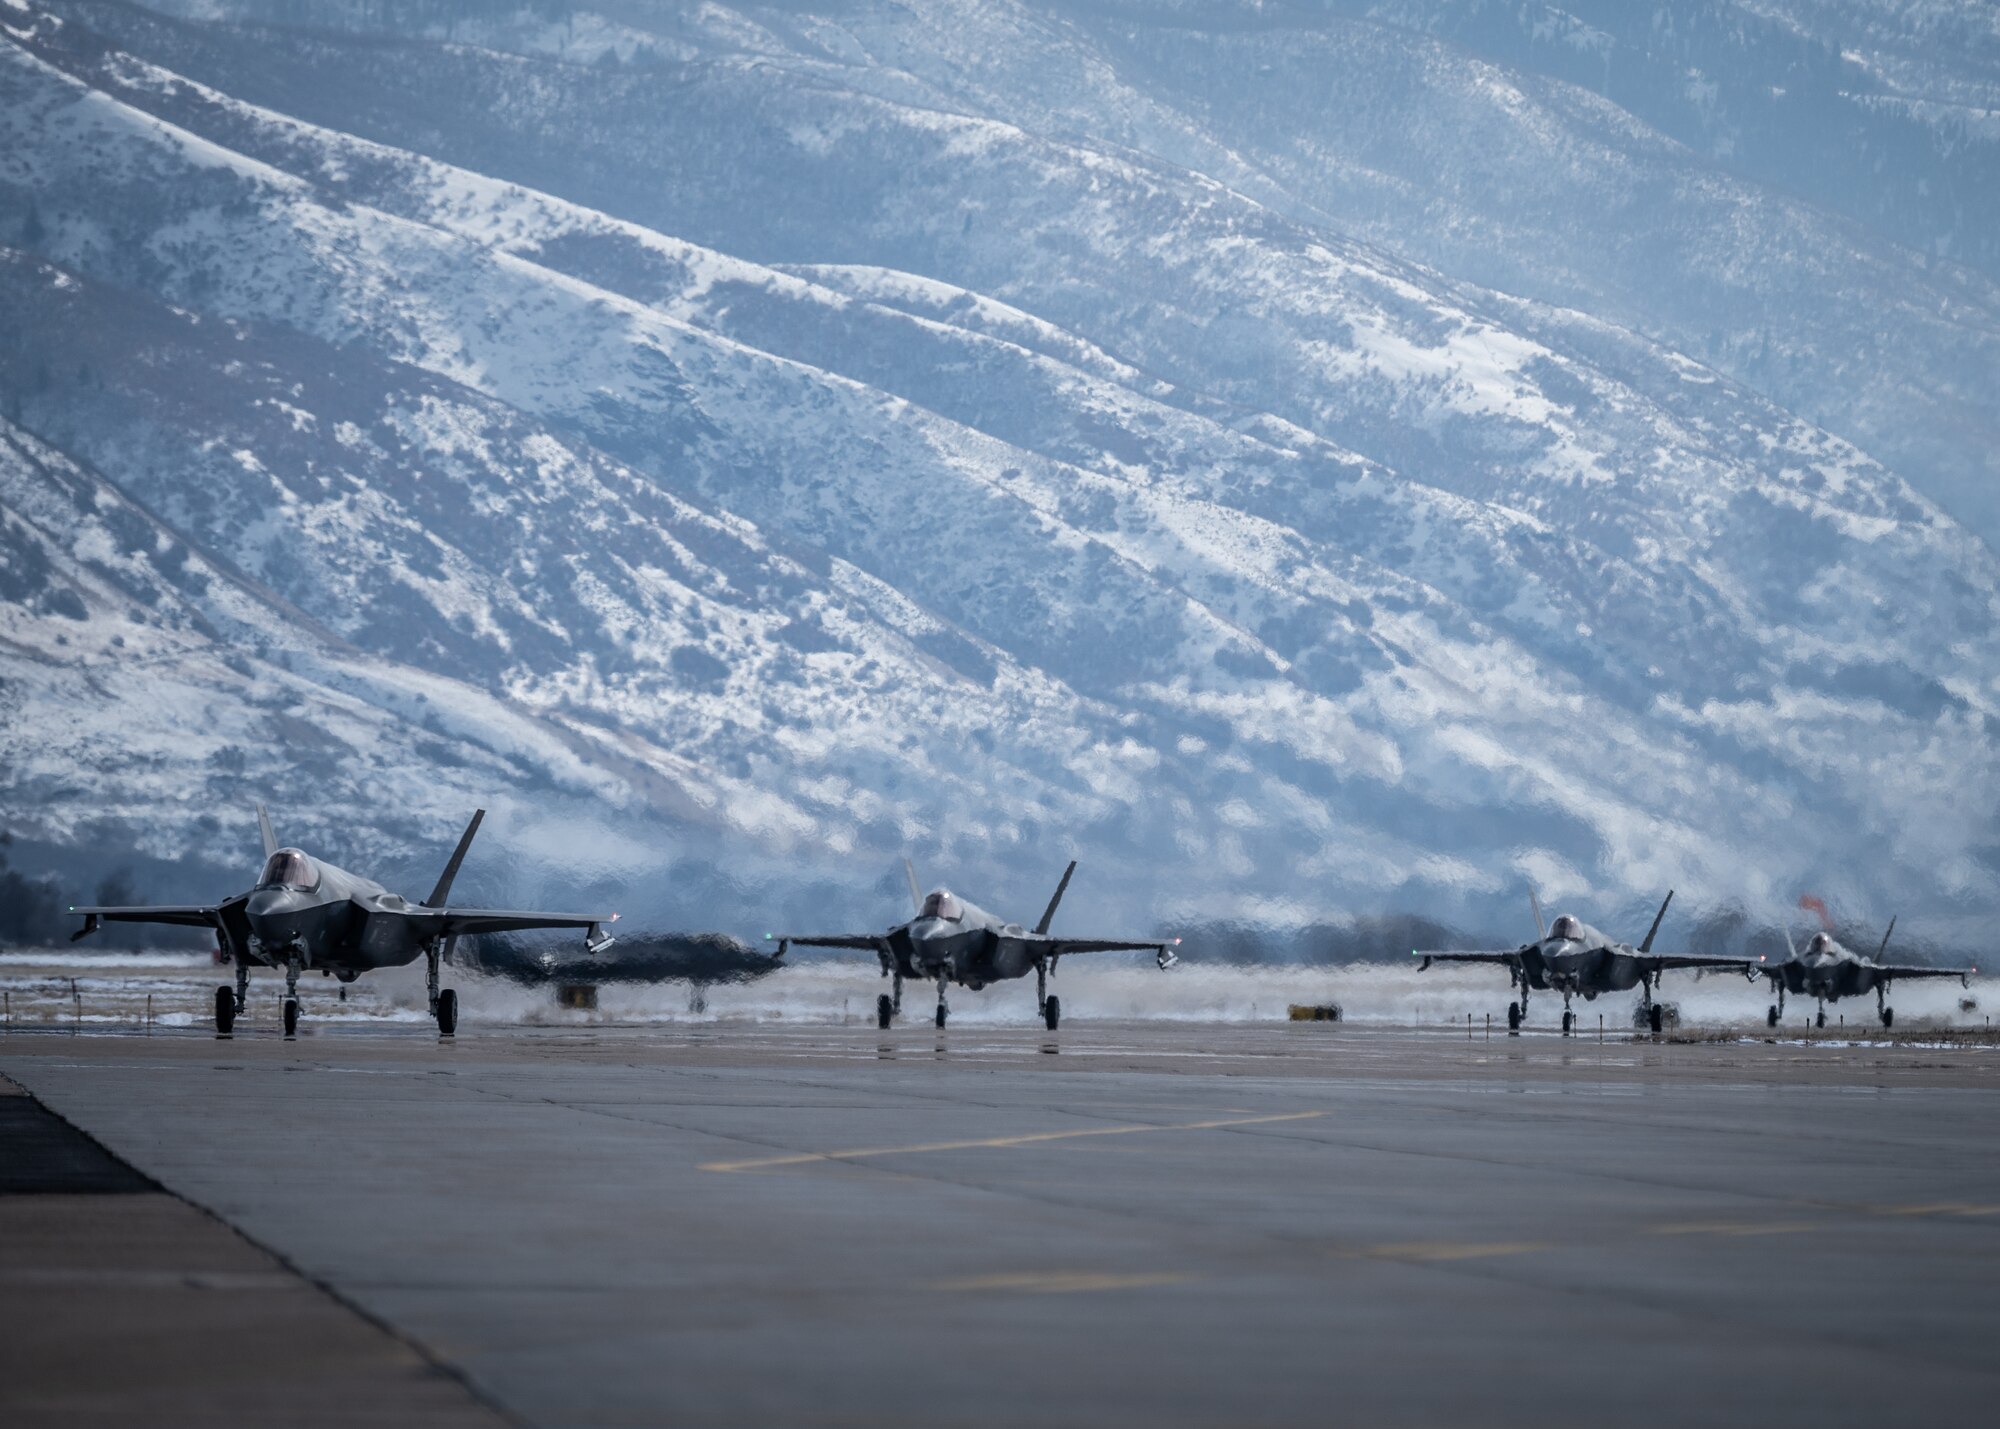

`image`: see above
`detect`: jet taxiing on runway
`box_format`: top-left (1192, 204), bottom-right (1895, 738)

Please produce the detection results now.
top-left (69, 806), bottom-right (616, 1036)
top-left (768, 860), bottom-right (1179, 1029)
top-left (1753, 920), bottom-right (1974, 1029)
top-left (1413, 891), bottom-right (1751, 1034)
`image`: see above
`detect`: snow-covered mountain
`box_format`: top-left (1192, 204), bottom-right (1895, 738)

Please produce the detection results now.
top-left (2, 0), bottom-right (1996, 949)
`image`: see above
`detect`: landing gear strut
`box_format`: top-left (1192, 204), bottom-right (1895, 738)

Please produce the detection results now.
top-left (1877, 983), bottom-right (1893, 1029)
top-left (282, 950), bottom-right (301, 1039)
top-left (1768, 984), bottom-right (1785, 1029)
top-left (935, 969), bottom-right (950, 1030)
top-left (1037, 960), bottom-right (1060, 1031)
top-left (234, 961), bottom-right (249, 1016)
top-left (427, 943), bottom-right (457, 1036)
top-left (1560, 991), bottom-right (1575, 1037)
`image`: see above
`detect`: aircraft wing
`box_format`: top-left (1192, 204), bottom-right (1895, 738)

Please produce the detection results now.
top-left (70, 902), bottom-right (228, 940)
top-left (767, 934), bottom-right (891, 957)
top-left (1042, 938), bottom-right (1176, 954)
top-left (1039, 937), bottom-right (1182, 969)
top-left (417, 908), bottom-right (617, 949)
top-left (1876, 963), bottom-right (1977, 982)
top-left (1645, 954), bottom-right (1764, 973)
top-left (1412, 949), bottom-right (1520, 966)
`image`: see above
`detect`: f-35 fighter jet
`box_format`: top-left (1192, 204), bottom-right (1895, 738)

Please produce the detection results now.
top-left (70, 806), bottom-right (616, 1037)
top-left (768, 860), bottom-right (1179, 1029)
top-left (1414, 890), bottom-right (1747, 1034)
top-left (1753, 919), bottom-right (1974, 1029)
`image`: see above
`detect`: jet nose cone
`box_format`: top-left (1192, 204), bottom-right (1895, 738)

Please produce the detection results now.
top-left (246, 887), bottom-right (307, 941)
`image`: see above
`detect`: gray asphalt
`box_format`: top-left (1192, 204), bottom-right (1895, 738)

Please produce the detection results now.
top-left (4, 1021), bottom-right (1998, 1428)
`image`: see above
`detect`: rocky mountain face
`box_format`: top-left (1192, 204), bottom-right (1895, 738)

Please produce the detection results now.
top-left (1, 1), bottom-right (1995, 949)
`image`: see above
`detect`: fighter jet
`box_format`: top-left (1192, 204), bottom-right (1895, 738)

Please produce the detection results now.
top-left (69, 806), bottom-right (616, 1037)
top-left (1753, 919), bottom-right (1975, 1029)
top-left (1414, 890), bottom-right (1749, 1034)
top-left (767, 860), bottom-right (1179, 1029)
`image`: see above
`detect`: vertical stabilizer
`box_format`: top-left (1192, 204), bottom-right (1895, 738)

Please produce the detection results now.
top-left (903, 858), bottom-right (923, 916)
top-left (1034, 861), bottom-right (1078, 936)
top-left (427, 810), bottom-right (485, 908)
top-left (1876, 916), bottom-right (1897, 963)
top-left (257, 803), bottom-right (278, 859)
top-left (1638, 890), bottom-right (1675, 955)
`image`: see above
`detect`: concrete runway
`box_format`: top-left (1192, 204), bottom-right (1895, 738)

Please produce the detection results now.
top-left (3, 1020), bottom-right (1998, 1427)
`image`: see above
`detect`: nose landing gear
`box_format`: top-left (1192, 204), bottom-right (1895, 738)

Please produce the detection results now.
top-left (282, 950), bottom-right (302, 1039)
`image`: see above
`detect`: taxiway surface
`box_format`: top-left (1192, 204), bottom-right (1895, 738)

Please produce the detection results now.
top-left (3, 1020), bottom-right (1997, 1428)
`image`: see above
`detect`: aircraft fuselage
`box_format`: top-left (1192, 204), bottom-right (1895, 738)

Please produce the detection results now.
top-left (239, 857), bottom-right (438, 978)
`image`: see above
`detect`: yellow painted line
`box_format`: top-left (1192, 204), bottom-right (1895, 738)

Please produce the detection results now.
top-left (1650, 1220), bottom-right (1814, 1237)
top-left (699, 1110), bottom-right (1325, 1173)
top-left (1346, 1241), bottom-right (1549, 1263)
top-left (930, 1271), bottom-right (1192, 1295)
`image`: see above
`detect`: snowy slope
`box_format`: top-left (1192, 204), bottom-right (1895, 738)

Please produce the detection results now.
top-left (2, 0), bottom-right (1997, 946)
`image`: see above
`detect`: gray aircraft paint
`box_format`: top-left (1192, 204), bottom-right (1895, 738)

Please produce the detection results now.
top-left (1413, 890), bottom-right (1754, 1033)
top-left (1753, 920), bottom-right (1975, 1028)
top-left (68, 805), bottom-right (614, 1035)
top-left (769, 859), bottom-right (1177, 1028)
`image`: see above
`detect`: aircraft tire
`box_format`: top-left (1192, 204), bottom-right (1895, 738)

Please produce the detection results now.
top-left (1044, 995), bottom-right (1061, 1032)
top-left (877, 994), bottom-right (893, 1030)
top-left (282, 999), bottom-right (299, 1038)
top-left (214, 986), bottom-right (236, 1036)
top-left (436, 988), bottom-right (458, 1036)
top-left (1649, 1004), bottom-right (1664, 1035)
top-left (1767, 1006), bottom-right (1778, 1028)
top-left (935, 1004), bottom-right (947, 1030)
top-left (1815, 1010), bottom-right (1826, 1029)
top-left (1561, 1010), bottom-right (1573, 1036)
top-left (1881, 1007), bottom-right (1893, 1029)
top-left (1506, 1002), bottom-right (1521, 1032)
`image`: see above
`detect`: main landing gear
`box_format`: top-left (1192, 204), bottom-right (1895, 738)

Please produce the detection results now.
top-left (215, 961), bottom-right (251, 1036)
top-left (1877, 985), bottom-right (1894, 1029)
top-left (1037, 959), bottom-right (1061, 1031)
top-left (1648, 1003), bottom-right (1664, 1035)
top-left (1561, 1010), bottom-right (1574, 1036)
top-left (877, 994), bottom-right (893, 1030)
top-left (1506, 1000), bottom-right (1523, 1032)
top-left (1768, 984), bottom-right (1786, 1029)
top-left (426, 943), bottom-right (457, 1036)
top-left (935, 969), bottom-right (950, 1029)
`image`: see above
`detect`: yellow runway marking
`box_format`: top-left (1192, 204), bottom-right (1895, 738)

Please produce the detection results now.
top-left (1650, 1220), bottom-right (1814, 1237)
top-left (1347, 1241), bottom-right (1549, 1263)
top-left (699, 1110), bottom-right (1325, 1173)
top-left (931, 1271), bottom-right (1193, 1295)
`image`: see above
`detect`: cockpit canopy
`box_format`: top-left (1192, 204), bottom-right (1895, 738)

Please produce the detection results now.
top-left (918, 890), bottom-right (963, 923)
top-left (1807, 932), bottom-right (1834, 954)
top-left (257, 848), bottom-right (318, 891)
top-left (1548, 915), bottom-right (1583, 942)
